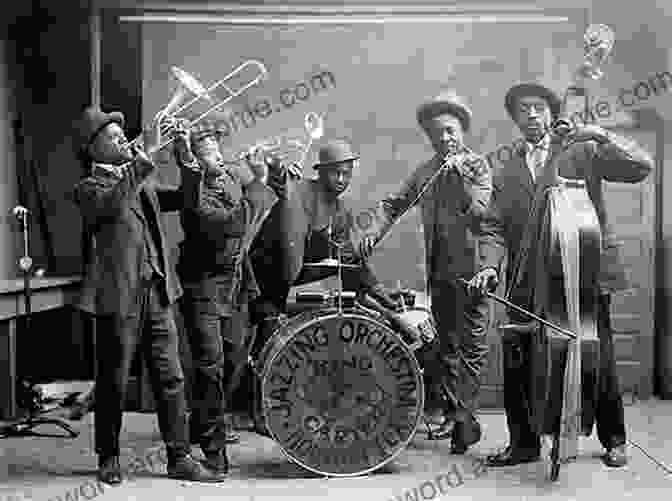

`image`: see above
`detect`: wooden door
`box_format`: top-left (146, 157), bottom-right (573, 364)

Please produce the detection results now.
top-left (602, 127), bottom-right (657, 400)
top-left (479, 126), bottom-right (658, 408)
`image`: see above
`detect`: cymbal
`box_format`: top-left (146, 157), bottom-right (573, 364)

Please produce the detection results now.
top-left (303, 259), bottom-right (359, 269)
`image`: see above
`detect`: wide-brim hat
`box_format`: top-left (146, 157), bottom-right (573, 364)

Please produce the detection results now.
top-left (505, 82), bottom-right (562, 120)
top-left (77, 106), bottom-right (125, 154)
top-left (313, 139), bottom-right (360, 169)
top-left (416, 89), bottom-right (472, 132)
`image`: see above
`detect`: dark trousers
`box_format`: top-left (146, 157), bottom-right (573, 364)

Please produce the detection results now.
top-left (425, 280), bottom-right (490, 422)
top-left (95, 278), bottom-right (188, 457)
top-left (180, 282), bottom-right (235, 452)
top-left (502, 293), bottom-right (626, 451)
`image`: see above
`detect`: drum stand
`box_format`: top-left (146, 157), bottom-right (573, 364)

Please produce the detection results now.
top-left (0, 207), bottom-right (78, 439)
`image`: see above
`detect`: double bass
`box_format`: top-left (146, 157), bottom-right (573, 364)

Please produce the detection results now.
top-left (504, 24), bottom-right (615, 481)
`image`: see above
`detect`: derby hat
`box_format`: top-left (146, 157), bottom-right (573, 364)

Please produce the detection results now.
top-left (77, 106), bottom-right (125, 154)
top-left (416, 89), bottom-right (473, 133)
top-left (314, 139), bottom-right (360, 169)
top-left (505, 82), bottom-right (562, 120)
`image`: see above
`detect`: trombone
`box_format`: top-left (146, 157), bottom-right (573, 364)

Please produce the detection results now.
top-left (124, 59), bottom-right (268, 160)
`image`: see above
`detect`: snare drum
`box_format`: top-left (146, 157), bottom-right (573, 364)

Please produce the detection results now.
top-left (257, 306), bottom-right (424, 477)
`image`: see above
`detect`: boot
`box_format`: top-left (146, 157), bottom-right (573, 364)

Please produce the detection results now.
top-left (202, 448), bottom-right (230, 474)
top-left (167, 450), bottom-right (227, 482)
top-left (97, 455), bottom-right (122, 485)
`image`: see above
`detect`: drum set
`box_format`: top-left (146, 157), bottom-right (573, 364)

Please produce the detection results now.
top-left (247, 250), bottom-right (437, 477)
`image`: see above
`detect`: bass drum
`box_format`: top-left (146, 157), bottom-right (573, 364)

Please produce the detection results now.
top-left (257, 307), bottom-right (425, 477)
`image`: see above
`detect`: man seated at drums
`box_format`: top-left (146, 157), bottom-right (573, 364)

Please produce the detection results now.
top-left (485, 82), bottom-right (653, 469)
top-left (248, 139), bottom-right (398, 433)
top-left (359, 90), bottom-right (503, 453)
top-left (175, 118), bottom-right (289, 472)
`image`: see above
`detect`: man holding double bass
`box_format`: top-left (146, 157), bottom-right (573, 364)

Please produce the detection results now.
top-left (485, 82), bottom-right (653, 469)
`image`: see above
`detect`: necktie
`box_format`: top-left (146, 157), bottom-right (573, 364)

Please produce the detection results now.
top-left (527, 145), bottom-right (547, 182)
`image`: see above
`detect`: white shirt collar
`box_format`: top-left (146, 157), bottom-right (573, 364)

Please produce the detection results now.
top-left (526, 133), bottom-right (551, 153)
top-left (92, 162), bottom-right (124, 179)
top-left (525, 134), bottom-right (550, 181)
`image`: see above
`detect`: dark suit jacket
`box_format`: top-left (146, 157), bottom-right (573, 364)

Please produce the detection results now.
top-left (178, 162), bottom-right (279, 316)
top-left (74, 160), bottom-right (203, 317)
top-left (492, 130), bottom-right (654, 294)
top-left (250, 177), bottom-right (380, 307)
top-left (379, 152), bottom-right (504, 291)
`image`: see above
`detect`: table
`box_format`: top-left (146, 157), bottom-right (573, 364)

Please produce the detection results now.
top-left (0, 276), bottom-right (83, 419)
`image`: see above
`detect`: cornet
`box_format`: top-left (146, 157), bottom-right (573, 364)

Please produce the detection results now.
top-left (237, 112), bottom-right (325, 174)
top-left (123, 59), bottom-right (268, 162)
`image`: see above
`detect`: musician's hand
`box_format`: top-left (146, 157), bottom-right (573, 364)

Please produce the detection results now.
top-left (142, 120), bottom-right (162, 157)
top-left (467, 268), bottom-right (499, 298)
top-left (453, 152), bottom-right (488, 182)
top-left (172, 120), bottom-right (199, 167)
top-left (381, 197), bottom-right (407, 219)
top-left (286, 162), bottom-right (303, 180)
top-left (359, 235), bottom-right (377, 261)
top-left (131, 146), bottom-right (156, 177)
top-left (367, 284), bottom-right (398, 310)
top-left (244, 147), bottom-right (269, 182)
top-left (266, 155), bottom-right (288, 198)
top-left (564, 124), bottom-right (610, 145)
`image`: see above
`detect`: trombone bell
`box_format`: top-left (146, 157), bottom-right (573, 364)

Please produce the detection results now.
top-left (160, 67), bottom-right (212, 119)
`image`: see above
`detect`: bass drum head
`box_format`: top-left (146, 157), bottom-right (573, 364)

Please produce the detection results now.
top-left (260, 309), bottom-right (424, 477)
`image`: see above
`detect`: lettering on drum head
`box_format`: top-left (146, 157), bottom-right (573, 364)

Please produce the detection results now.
top-left (262, 314), bottom-right (423, 475)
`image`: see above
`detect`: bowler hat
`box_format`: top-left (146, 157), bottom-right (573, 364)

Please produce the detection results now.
top-left (416, 89), bottom-right (472, 133)
top-left (313, 140), bottom-right (359, 169)
top-left (77, 106), bottom-right (125, 154)
top-left (505, 82), bottom-right (562, 120)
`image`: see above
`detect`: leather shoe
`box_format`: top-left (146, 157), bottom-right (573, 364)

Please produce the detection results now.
top-left (97, 456), bottom-right (122, 485)
top-left (167, 454), bottom-right (227, 482)
top-left (451, 418), bottom-right (482, 454)
top-left (224, 429), bottom-right (240, 444)
top-left (485, 445), bottom-right (540, 467)
top-left (203, 449), bottom-right (229, 474)
top-left (603, 445), bottom-right (628, 467)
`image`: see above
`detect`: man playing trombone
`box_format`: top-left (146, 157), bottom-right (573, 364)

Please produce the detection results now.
top-left (73, 107), bottom-right (226, 484)
top-left (360, 91), bottom-right (503, 453)
top-left (176, 118), bottom-right (289, 473)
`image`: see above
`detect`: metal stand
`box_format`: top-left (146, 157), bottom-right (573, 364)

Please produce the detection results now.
top-left (0, 206), bottom-right (79, 440)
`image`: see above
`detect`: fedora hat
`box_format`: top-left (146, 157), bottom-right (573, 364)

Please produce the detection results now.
top-left (313, 139), bottom-right (359, 169)
top-left (77, 106), bottom-right (125, 154)
top-left (416, 89), bottom-right (473, 132)
top-left (505, 82), bottom-right (562, 120)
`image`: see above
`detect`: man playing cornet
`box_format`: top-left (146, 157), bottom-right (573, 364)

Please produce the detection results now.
top-left (176, 119), bottom-right (288, 473)
top-left (360, 91), bottom-right (504, 453)
top-left (73, 107), bottom-right (226, 484)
